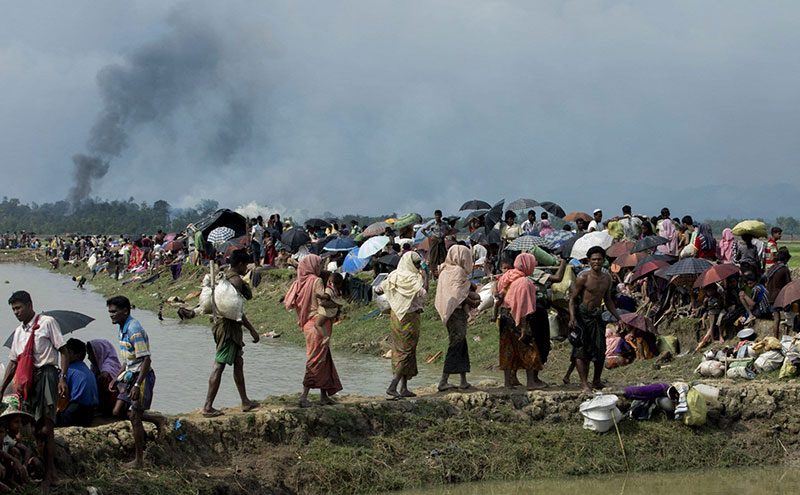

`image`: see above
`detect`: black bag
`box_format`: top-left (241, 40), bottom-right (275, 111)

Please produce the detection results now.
top-left (568, 325), bottom-right (583, 347)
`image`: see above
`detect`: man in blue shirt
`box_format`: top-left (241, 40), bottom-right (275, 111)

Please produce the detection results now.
top-left (57, 339), bottom-right (99, 427)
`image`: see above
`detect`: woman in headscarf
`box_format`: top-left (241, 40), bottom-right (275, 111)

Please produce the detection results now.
top-left (434, 245), bottom-right (481, 391)
top-left (285, 254), bottom-right (343, 407)
top-left (538, 220), bottom-right (555, 237)
top-left (717, 228), bottom-right (735, 264)
top-left (656, 218), bottom-right (678, 256)
top-left (693, 223), bottom-right (717, 259)
top-left (494, 253), bottom-right (567, 389)
top-left (87, 339), bottom-right (122, 416)
top-left (377, 251), bottom-right (428, 398)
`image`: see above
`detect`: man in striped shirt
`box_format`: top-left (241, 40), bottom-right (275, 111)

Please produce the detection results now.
top-left (107, 296), bottom-right (165, 468)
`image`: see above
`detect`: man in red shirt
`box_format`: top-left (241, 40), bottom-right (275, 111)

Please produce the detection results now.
top-left (765, 226), bottom-right (782, 269)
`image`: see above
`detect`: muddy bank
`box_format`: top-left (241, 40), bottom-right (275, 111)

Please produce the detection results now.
top-left (52, 381), bottom-right (800, 494)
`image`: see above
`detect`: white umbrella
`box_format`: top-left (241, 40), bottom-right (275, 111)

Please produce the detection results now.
top-left (358, 236), bottom-right (390, 258)
top-left (570, 231), bottom-right (614, 260)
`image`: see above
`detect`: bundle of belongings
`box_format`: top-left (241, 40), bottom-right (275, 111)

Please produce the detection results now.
top-left (693, 328), bottom-right (800, 380)
top-left (622, 382), bottom-right (714, 426)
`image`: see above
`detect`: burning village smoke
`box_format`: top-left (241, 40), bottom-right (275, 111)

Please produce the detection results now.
top-left (68, 9), bottom-right (254, 205)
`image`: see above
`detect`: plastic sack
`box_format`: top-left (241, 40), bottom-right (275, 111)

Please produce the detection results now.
top-left (683, 388), bottom-right (707, 427)
top-left (87, 254), bottom-right (97, 271)
top-left (548, 310), bottom-right (560, 338)
top-left (551, 265), bottom-right (575, 308)
top-left (727, 367), bottom-right (756, 379)
top-left (477, 284), bottom-right (494, 313)
top-left (607, 221), bottom-right (624, 241)
top-left (754, 350), bottom-right (784, 373)
top-left (373, 292), bottom-right (391, 314)
top-left (580, 394), bottom-right (623, 433)
top-left (779, 356), bottom-right (799, 379)
top-left (680, 245), bottom-right (698, 259)
top-left (731, 220), bottom-right (767, 238)
top-left (657, 335), bottom-right (680, 355)
top-left (532, 246), bottom-right (556, 267)
top-left (780, 336), bottom-right (800, 354)
top-left (198, 273), bottom-right (244, 321)
top-left (695, 360), bottom-right (725, 378)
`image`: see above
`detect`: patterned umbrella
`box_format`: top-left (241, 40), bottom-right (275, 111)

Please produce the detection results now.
top-left (693, 263), bottom-right (741, 289)
top-left (544, 230), bottom-right (575, 250)
top-left (393, 213), bottom-right (422, 230)
top-left (505, 235), bottom-right (549, 252)
top-left (459, 200), bottom-right (491, 211)
top-left (362, 221), bottom-right (391, 237)
top-left (207, 226), bottom-right (235, 245)
top-left (631, 236), bottom-right (669, 254)
top-left (662, 257), bottom-right (713, 277)
top-left (342, 247), bottom-right (369, 274)
top-left (506, 198), bottom-right (539, 211)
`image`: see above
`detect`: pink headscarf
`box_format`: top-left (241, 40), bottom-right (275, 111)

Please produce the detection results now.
top-left (717, 228), bottom-right (735, 263)
top-left (504, 254), bottom-right (538, 326)
top-left (284, 254), bottom-right (322, 326)
top-left (656, 219), bottom-right (678, 256)
top-left (497, 253), bottom-right (537, 301)
top-left (538, 220), bottom-right (554, 237)
top-left (434, 245), bottom-right (473, 325)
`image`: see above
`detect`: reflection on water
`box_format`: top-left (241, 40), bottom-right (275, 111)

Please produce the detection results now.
top-left (0, 264), bottom-right (446, 414)
top-left (393, 466), bottom-right (800, 495)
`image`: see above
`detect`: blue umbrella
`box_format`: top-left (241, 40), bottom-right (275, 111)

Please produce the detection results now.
top-left (342, 247), bottom-right (370, 274)
top-left (544, 230), bottom-right (575, 249)
top-left (323, 238), bottom-right (357, 252)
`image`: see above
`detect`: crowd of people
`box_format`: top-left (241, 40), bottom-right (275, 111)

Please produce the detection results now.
top-left (0, 203), bottom-right (797, 488)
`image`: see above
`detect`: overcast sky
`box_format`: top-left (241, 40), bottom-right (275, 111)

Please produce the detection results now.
top-left (2, 0), bottom-right (799, 221)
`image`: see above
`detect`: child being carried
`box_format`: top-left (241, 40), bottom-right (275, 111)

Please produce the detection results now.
top-left (315, 272), bottom-right (346, 345)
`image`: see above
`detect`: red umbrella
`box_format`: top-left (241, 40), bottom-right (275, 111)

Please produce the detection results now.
top-left (607, 241), bottom-right (635, 258)
top-left (619, 312), bottom-right (657, 334)
top-left (162, 240), bottom-right (184, 252)
top-left (693, 263), bottom-right (740, 289)
top-left (774, 280), bottom-right (800, 308)
top-left (563, 212), bottom-right (592, 223)
top-left (613, 252), bottom-right (645, 268)
top-left (631, 260), bottom-right (670, 281)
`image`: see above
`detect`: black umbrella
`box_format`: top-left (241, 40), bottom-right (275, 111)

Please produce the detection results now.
top-left (459, 200), bottom-right (492, 211)
top-left (558, 232), bottom-right (586, 258)
top-left (281, 228), bottom-right (311, 252)
top-left (310, 235), bottom-right (337, 255)
top-left (377, 253), bottom-right (401, 267)
top-left (263, 227), bottom-right (280, 241)
top-left (631, 236), bottom-right (669, 254)
top-left (305, 218), bottom-right (330, 229)
top-left (538, 201), bottom-right (566, 219)
top-left (484, 200), bottom-right (505, 232)
top-left (506, 198), bottom-right (540, 211)
top-left (4, 310), bottom-right (95, 348)
top-left (465, 209), bottom-right (488, 221)
top-left (662, 258), bottom-right (714, 277)
top-left (468, 228), bottom-right (501, 245)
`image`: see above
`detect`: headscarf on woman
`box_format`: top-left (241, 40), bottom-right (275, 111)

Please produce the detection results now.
top-left (697, 223), bottom-right (717, 251)
top-left (717, 228), bottom-right (735, 263)
top-left (656, 219), bottom-right (678, 256)
top-left (382, 251), bottom-right (425, 320)
top-left (434, 245), bottom-right (473, 325)
top-left (87, 339), bottom-right (121, 377)
top-left (503, 254), bottom-right (538, 326)
top-left (284, 254), bottom-right (322, 327)
top-left (496, 253), bottom-right (537, 297)
top-left (538, 220), bottom-right (554, 237)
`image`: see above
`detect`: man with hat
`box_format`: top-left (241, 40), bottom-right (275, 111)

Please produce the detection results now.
top-left (588, 209), bottom-right (603, 233)
top-left (0, 291), bottom-right (69, 488)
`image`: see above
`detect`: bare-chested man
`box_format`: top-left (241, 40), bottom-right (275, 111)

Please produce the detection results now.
top-left (568, 246), bottom-right (622, 394)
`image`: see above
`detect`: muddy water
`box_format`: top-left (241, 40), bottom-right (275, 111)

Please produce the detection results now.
top-left (0, 264), bottom-right (448, 414)
top-left (394, 466), bottom-right (799, 495)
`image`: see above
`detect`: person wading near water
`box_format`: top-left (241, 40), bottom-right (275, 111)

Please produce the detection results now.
top-left (0, 291), bottom-right (69, 488)
top-left (107, 295), bottom-right (166, 468)
top-left (202, 249), bottom-right (261, 417)
top-left (376, 251), bottom-right (428, 398)
top-left (422, 210), bottom-right (448, 279)
top-left (435, 245), bottom-right (481, 391)
top-left (285, 254), bottom-right (343, 407)
top-left (568, 246), bottom-right (623, 394)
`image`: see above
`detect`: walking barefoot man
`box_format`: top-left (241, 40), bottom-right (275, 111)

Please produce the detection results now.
top-left (568, 246), bottom-right (622, 394)
top-left (202, 249), bottom-right (260, 417)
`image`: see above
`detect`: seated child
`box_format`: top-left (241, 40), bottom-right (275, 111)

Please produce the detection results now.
top-left (0, 396), bottom-right (40, 486)
top-left (315, 272), bottom-right (346, 344)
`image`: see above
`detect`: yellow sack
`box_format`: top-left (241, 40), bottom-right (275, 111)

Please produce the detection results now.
top-left (752, 336), bottom-right (782, 355)
top-left (779, 357), bottom-right (798, 379)
top-left (684, 388), bottom-right (707, 427)
top-left (731, 220), bottom-right (767, 238)
top-left (551, 264), bottom-right (576, 308)
top-left (607, 221), bottom-right (624, 240)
